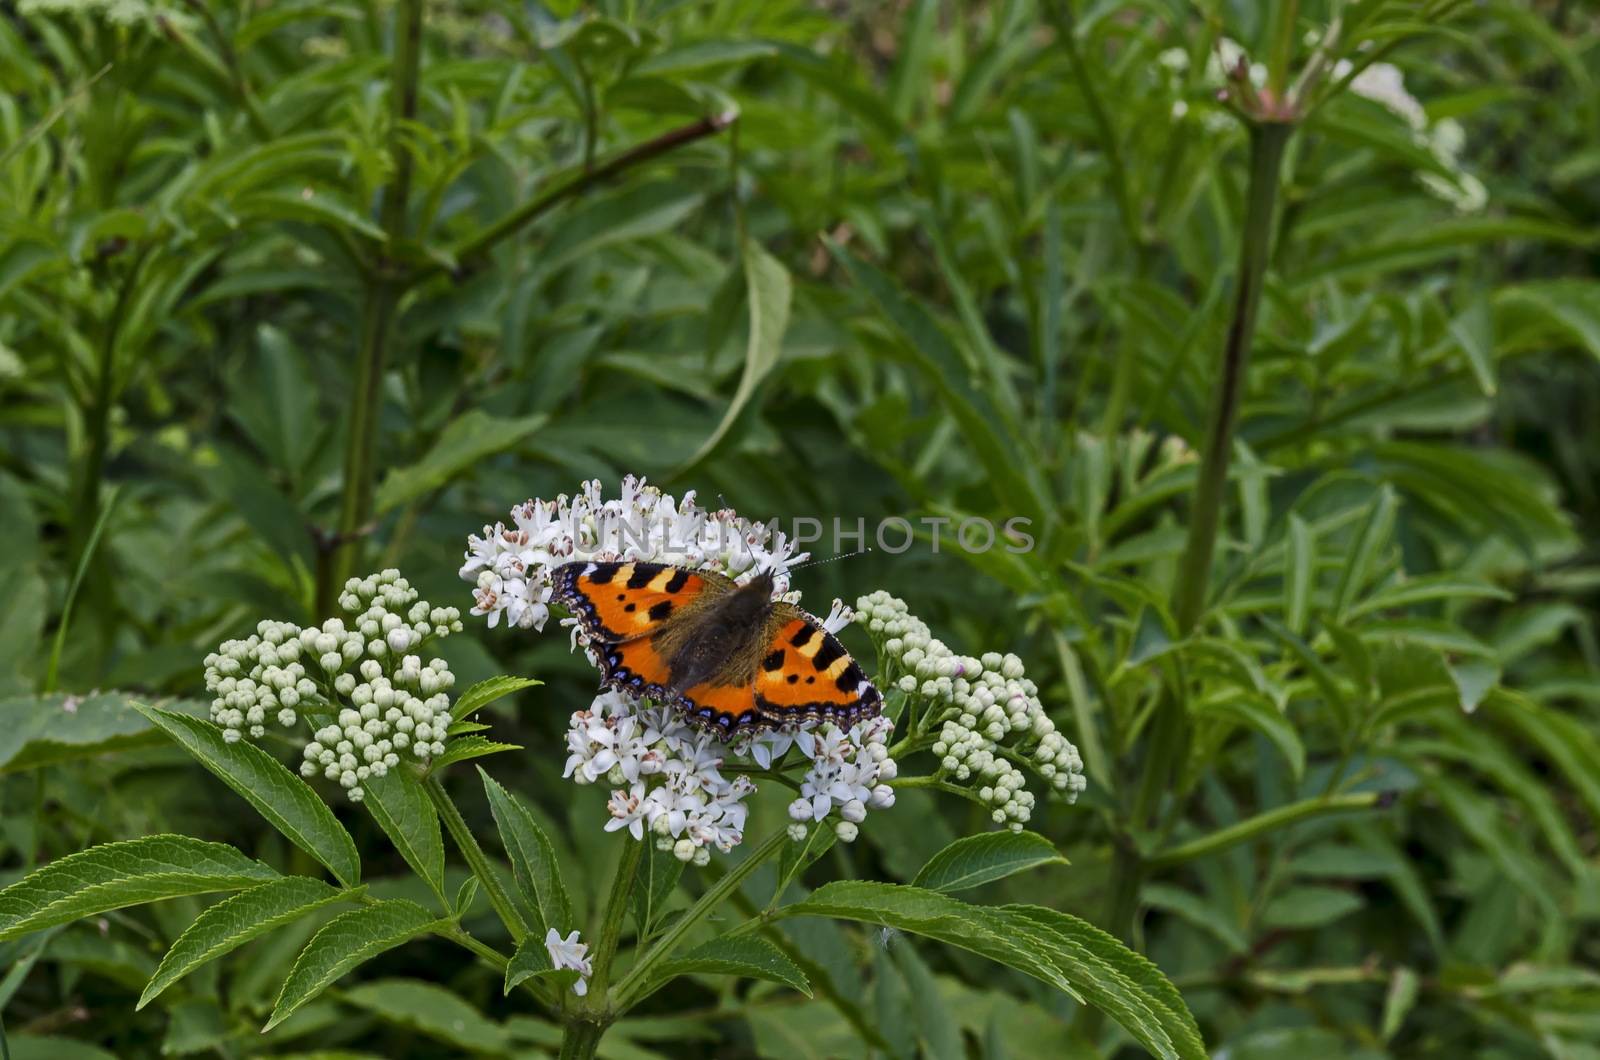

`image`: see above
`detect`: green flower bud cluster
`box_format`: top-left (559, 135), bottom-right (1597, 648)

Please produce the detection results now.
top-left (855, 590), bottom-right (1088, 832)
top-left (202, 570), bottom-right (464, 802)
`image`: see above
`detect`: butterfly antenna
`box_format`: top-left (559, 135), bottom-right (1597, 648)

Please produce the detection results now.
top-left (788, 547), bottom-right (873, 572)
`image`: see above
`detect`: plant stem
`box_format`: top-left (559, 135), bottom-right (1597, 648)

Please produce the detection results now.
top-left (321, 0), bottom-right (424, 612)
top-left (446, 110), bottom-right (737, 268)
top-left (1099, 120), bottom-right (1294, 957)
top-left (1171, 120), bottom-right (1292, 634)
top-left (72, 245), bottom-right (149, 561)
top-left (584, 838), bottom-right (643, 1002)
top-left (553, 839), bottom-right (641, 1060)
top-left (1148, 792), bottom-right (1382, 871)
top-left (609, 828), bottom-right (788, 1009)
top-left (424, 776), bottom-right (530, 944)
top-left (558, 1019), bottom-right (606, 1060)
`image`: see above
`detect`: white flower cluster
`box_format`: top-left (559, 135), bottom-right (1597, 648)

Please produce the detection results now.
top-left (544, 928), bottom-right (593, 997)
top-left (1338, 60), bottom-right (1487, 213)
top-left (563, 691), bottom-right (900, 860)
top-left (202, 570), bottom-right (465, 803)
top-left (566, 692), bottom-right (754, 866)
top-left (856, 591), bottom-right (1087, 831)
top-left (459, 475), bottom-right (806, 631)
top-left (465, 477), bottom-right (898, 859)
top-left (782, 717), bottom-right (897, 844)
top-left (18, 0), bottom-right (195, 30)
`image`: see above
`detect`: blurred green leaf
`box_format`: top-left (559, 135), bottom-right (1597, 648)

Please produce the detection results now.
top-left (375, 411), bottom-right (547, 514)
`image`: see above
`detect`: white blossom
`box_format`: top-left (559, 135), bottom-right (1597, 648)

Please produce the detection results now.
top-left (544, 928), bottom-right (593, 996)
top-left (459, 475), bottom-right (807, 631)
top-left (1336, 59), bottom-right (1487, 212)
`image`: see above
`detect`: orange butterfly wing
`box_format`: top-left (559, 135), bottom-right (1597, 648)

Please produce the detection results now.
top-left (554, 561), bottom-right (880, 736)
top-left (553, 560), bottom-right (713, 643)
top-left (555, 561), bottom-right (754, 730)
top-left (753, 611), bottom-right (882, 727)
top-left (678, 681), bottom-right (758, 732)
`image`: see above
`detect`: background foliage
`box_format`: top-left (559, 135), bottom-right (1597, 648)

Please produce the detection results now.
top-left (3, 0), bottom-right (1600, 1056)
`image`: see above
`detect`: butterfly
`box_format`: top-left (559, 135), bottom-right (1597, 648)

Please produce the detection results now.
top-left (551, 559), bottom-right (882, 737)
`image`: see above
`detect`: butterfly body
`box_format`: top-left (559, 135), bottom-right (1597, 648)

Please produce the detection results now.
top-left (552, 560), bottom-right (881, 736)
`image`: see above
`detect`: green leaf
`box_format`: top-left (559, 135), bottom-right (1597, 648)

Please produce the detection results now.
top-left (887, 0), bottom-right (937, 121)
top-left (631, 841), bottom-right (684, 938)
top-left (132, 704), bottom-right (361, 887)
top-left (1142, 884), bottom-right (1249, 955)
top-left (1290, 217), bottom-right (1596, 286)
top-left (1483, 691), bottom-right (1600, 826)
top-left (681, 237), bottom-right (792, 469)
top-left (343, 978), bottom-right (511, 1053)
top-left (635, 39), bottom-right (777, 77)
top-left (374, 411), bottom-right (547, 514)
top-left (452, 675), bottom-right (541, 722)
top-left (0, 835), bottom-right (278, 941)
top-left (428, 736), bottom-right (522, 771)
top-left (1284, 514), bottom-right (1314, 635)
top-left (5, 1036), bottom-right (118, 1060)
top-left (0, 694), bottom-right (209, 773)
top-left (138, 877), bottom-right (356, 1009)
top-left (480, 768), bottom-right (574, 936)
top-left (537, 181), bottom-right (702, 274)
top-left (911, 831), bottom-right (1067, 894)
top-left (654, 936), bottom-right (810, 996)
top-left (775, 882), bottom-right (1205, 1060)
top-left (1496, 279), bottom-right (1600, 362)
top-left (264, 900), bottom-right (440, 1032)
top-left (830, 244), bottom-right (1048, 524)
top-left (1448, 300), bottom-right (1496, 395)
top-left (361, 769), bottom-right (446, 902)
top-left (1261, 886), bottom-right (1365, 930)
top-left (1422, 770), bottom-right (1555, 913)
top-left (1333, 487), bottom-right (1397, 621)
top-left (1345, 575), bottom-right (1513, 619)
top-left (1196, 693), bottom-right (1305, 782)
top-left (771, 820), bottom-right (838, 906)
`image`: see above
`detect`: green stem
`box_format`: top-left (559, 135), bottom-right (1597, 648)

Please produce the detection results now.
top-left (321, 0), bottom-right (424, 612)
top-left (558, 1019), bottom-right (606, 1060)
top-left (1098, 120), bottom-right (1294, 958)
top-left (555, 840), bottom-right (641, 1060)
top-left (1147, 792), bottom-right (1381, 871)
top-left (435, 925), bottom-right (509, 972)
top-left (73, 245), bottom-right (150, 559)
top-left (446, 110), bottom-right (737, 268)
top-left (609, 828), bottom-right (788, 1009)
top-left (424, 776), bottom-right (530, 944)
top-left (584, 838), bottom-right (643, 1003)
top-left (1171, 120), bottom-right (1292, 634)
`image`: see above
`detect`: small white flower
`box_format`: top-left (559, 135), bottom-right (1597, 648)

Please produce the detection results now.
top-left (544, 928), bottom-right (593, 996)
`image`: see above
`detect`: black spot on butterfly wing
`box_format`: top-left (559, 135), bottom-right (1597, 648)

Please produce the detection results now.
top-left (811, 637), bottom-right (845, 671)
top-left (626, 562), bottom-right (666, 589)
